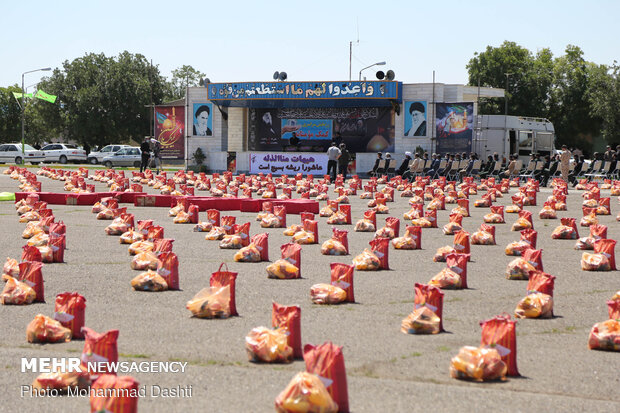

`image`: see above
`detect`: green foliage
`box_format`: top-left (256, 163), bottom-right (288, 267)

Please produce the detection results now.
top-left (167, 65), bottom-right (205, 100)
top-left (467, 42), bottom-right (613, 153)
top-left (193, 147), bottom-right (206, 165)
top-left (0, 85), bottom-right (22, 143)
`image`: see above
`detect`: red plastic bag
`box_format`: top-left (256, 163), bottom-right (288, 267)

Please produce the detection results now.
top-left (300, 212), bottom-right (315, 223)
top-left (304, 219), bottom-right (319, 244)
top-left (90, 374), bottom-right (139, 413)
top-left (331, 263), bottom-right (355, 303)
top-left (331, 228), bottom-right (349, 254)
top-left (54, 292), bottom-right (86, 339)
top-left (385, 217), bottom-right (400, 237)
top-left (304, 342), bottom-right (349, 413)
top-left (136, 220), bottom-right (153, 236)
top-left (81, 327), bottom-right (120, 377)
top-left (236, 222), bottom-right (251, 247)
top-left (153, 238), bottom-right (174, 254)
top-left (146, 225), bottom-right (164, 240)
top-left (272, 302), bottom-right (302, 359)
top-left (446, 253), bottom-right (470, 289)
top-left (523, 248), bottom-right (543, 272)
top-left (414, 283), bottom-right (444, 331)
top-left (594, 239), bottom-right (616, 270)
top-left (207, 209), bottom-right (220, 226)
top-left (21, 245), bottom-right (42, 262)
top-left (222, 216), bottom-right (237, 235)
top-left (157, 252), bottom-right (179, 290)
top-left (590, 224), bottom-right (608, 240)
top-left (424, 209), bottom-right (437, 228)
top-left (457, 198), bottom-right (470, 216)
top-left (274, 205), bottom-right (287, 227)
top-left (369, 237), bottom-right (389, 270)
top-left (18, 261), bottom-right (44, 302)
top-left (187, 204), bottom-right (200, 224)
top-left (527, 270), bottom-right (555, 297)
top-left (283, 243), bottom-right (302, 277)
top-left (453, 230), bottom-right (471, 257)
top-left (608, 300), bottom-right (620, 320)
top-left (480, 314), bottom-right (519, 377)
top-left (251, 233), bottom-right (269, 261)
top-left (210, 263), bottom-right (238, 316)
top-left (49, 234), bottom-right (65, 263)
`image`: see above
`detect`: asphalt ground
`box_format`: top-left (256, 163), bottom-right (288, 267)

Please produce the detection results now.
top-left (0, 171), bottom-right (618, 412)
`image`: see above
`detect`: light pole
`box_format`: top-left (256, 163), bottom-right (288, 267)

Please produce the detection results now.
top-left (358, 61), bottom-right (386, 81)
top-left (21, 67), bottom-right (51, 155)
top-left (504, 73), bottom-right (512, 156)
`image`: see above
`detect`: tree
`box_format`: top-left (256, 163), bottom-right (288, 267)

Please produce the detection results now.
top-left (0, 85), bottom-right (22, 143)
top-left (31, 51), bottom-right (167, 148)
top-left (466, 41), bottom-right (552, 117)
top-left (588, 62), bottom-right (620, 146)
top-left (547, 45), bottom-right (601, 150)
top-left (167, 65), bottom-right (205, 100)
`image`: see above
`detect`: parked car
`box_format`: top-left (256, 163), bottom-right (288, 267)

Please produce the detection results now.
top-left (40, 143), bottom-right (87, 164)
top-left (0, 143), bottom-right (44, 165)
top-left (87, 144), bottom-right (131, 164)
top-left (102, 147), bottom-right (142, 168)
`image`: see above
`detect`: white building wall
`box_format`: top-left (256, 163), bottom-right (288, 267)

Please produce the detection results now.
top-left (186, 87), bottom-right (227, 171)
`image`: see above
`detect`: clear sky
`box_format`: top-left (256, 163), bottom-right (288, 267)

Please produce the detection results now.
top-left (2, 0), bottom-right (618, 89)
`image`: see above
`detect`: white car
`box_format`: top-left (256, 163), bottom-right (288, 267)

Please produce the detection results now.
top-left (87, 144), bottom-right (131, 164)
top-left (40, 143), bottom-right (87, 164)
top-left (0, 143), bottom-right (45, 165)
top-left (102, 147), bottom-right (142, 168)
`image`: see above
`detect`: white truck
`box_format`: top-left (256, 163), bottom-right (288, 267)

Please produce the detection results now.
top-left (472, 115), bottom-right (555, 161)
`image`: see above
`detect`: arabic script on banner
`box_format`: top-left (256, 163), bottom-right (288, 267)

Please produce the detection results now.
top-left (249, 153), bottom-right (328, 175)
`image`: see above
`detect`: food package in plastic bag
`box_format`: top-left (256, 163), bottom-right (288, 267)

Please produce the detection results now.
top-left (173, 210), bottom-right (191, 223)
top-left (205, 226), bottom-right (226, 240)
top-left (32, 361), bottom-right (90, 392)
top-left (19, 210), bottom-right (41, 223)
top-left (220, 234), bottom-right (243, 249)
top-left (515, 292), bottom-right (553, 318)
top-left (89, 374), bottom-right (139, 413)
top-left (471, 224), bottom-right (496, 245)
top-left (267, 243), bottom-right (301, 279)
top-left (154, 252), bottom-right (179, 290)
top-left (320, 239), bottom-right (347, 256)
top-left (186, 285), bottom-right (231, 318)
top-left (392, 225), bottom-right (422, 250)
top-left (293, 220), bottom-right (318, 245)
top-left (538, 202), bottom-right (557, 219)
top-left (373, 199), bottom-right (389, 214)
top-left (551, 218), bottom-right (578, 240)
top-left (428, 267), bottom-right (462, 289)
top-left (375, 216), bottom-right (399, 239)
top-left (54, 292), bottom-right (86, 339)
top-left (449, 346), bottom-right (507, 382)
top-left (596, 197), bottom-right (610, 215)
top-left (96, 208), bottom-right (115, 220)
top-left (310, 283), bottom-right (347, 304)
top-left (433, 246), bottom-right (456, 262)
top-left (119, 229), bottom-right (143, 244)
top-left (193, 221), bottom-right (213, 232)
top-left (168, 199), bottom-right (187, 216)
top-left (146, 224), bottom-right (164, 241)
top-left (319, 202), bottom-right (337, 217)
top-left (581, 252), bottom-right (611, 271)
top-left (131, 270), bottom-right (168, 291)
top-left (17, 261), bottom-right (44, 302)
top-left (401, 306), bottom-right (441, 334)
top-left (354, 219), bottom-right (375, 232)
top-left (128, 240), bottom-right (154, 256)
top-left (588, 320), bottom-right (620, 351)
top-left (284, 223), bottom-right (303, 236)
top-left (505, 257), bottom-right (536, 280)
top-left (206, 209), bottom-right (220, 227)
top-left (272, 302), bottom-right (302, 359)
top-left (21, 245), bottom-right (42, 262)
top-left (27, 232), bottom-right (49, 247)
top-left (26, 314), bottom-right (72, 343)
top-left (410, 216), bottom-right (432, 228)
top-left (326, 211), bottom-right (347, 225)
top-left (221, 215), bottom-right (237, 234)
top-left (0, 275), bottom-right (36, 305)
top-left (479, 314), bottom-right (519, 376)
top-left (210, 264), bottom-right (238, 316)
top-left (245, 326), bottom-right (293, 363)
top-left (260, 213), bottom-right (280, 228)
top-left (368, 237), bottom-right (389, 270)
top-left (442, 213), bottom-right (463, 235)
top-left (412, 283), bottom-right (444, 330)
top-left (275, 372), bottom-right (338, 413)
top-left (330, 263), bottom-right (354, 303)
top-left (130, 251), bottom-right (159, 271)
top-left (580, 210), bottom-right (598, 227)
top-left (3, 257), bottom-right (19, 277)
top-left (453, 231), bottom-right (471, 257)
top-left (511, 211), bottom-right (533, 231)
top-left (303, 342), bottom-right (349, 413)
top-left (234, 244), bottom-right (262, 262)
top-left (22, 221), bottom-right (45, 239)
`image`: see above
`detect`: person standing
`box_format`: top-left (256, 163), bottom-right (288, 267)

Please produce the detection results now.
top-left (140, 137), bottom-right (151, 173)
top-left (326, 141), bottom-right (341, 182)
top-left (150, 138), bottom-right (162, 174)
top-left (338, 143), bottom-right (350, 180)
top-left (560, 145), bottom-right (571, 182)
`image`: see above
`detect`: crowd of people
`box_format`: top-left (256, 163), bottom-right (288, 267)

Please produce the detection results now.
top-left (363, 145), bottom-right (618, 187)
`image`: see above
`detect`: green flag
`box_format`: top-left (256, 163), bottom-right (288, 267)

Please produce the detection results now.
top-left (12, 92), bottom-right (33, 99)
top-left (35, 90), bottom-right (57, 103)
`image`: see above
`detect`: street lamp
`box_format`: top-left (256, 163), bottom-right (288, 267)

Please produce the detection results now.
top-left (359, 61), bottom-right (386, 81)
top-left (21, 67), bottom-right (51, 156)
top-left (504, 73), bottom-right (512, 156)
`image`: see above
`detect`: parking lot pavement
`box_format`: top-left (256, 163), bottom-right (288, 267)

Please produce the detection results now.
top-left (0, 172), bottom-right (618, 412)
